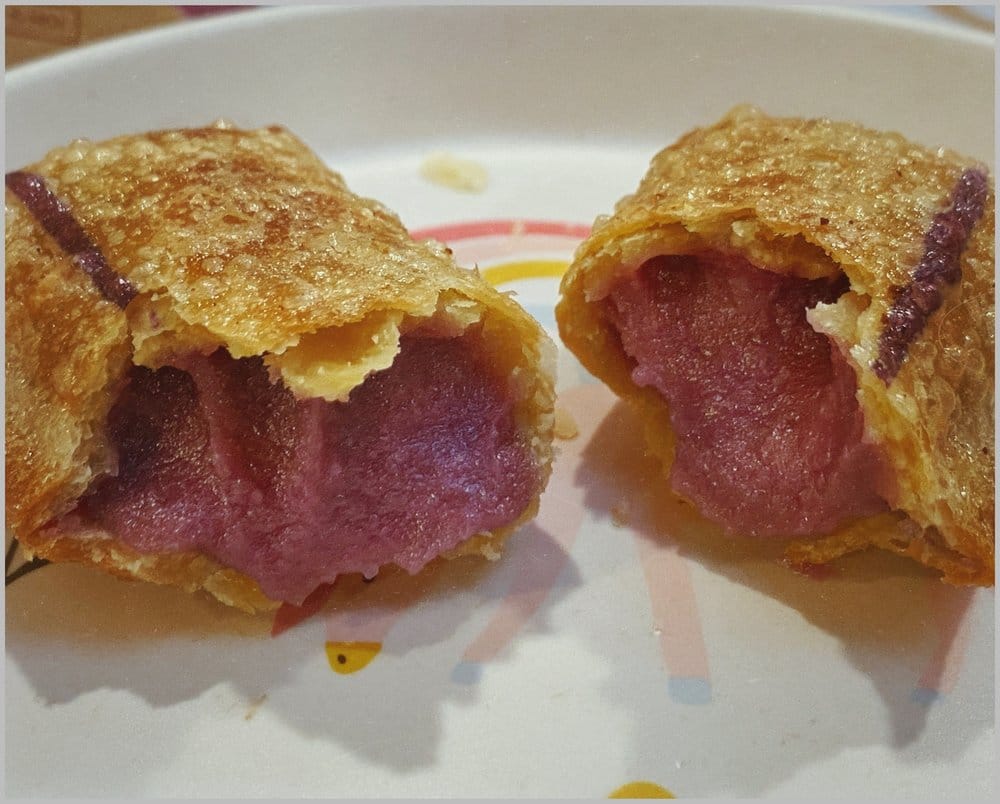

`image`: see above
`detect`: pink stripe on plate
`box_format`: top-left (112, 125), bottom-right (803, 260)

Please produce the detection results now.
top-left (455, 384), bottom-right (616, 674)
top-left (913, 584), bottom-right (977, 703)
top-left (410, 218), bottom-right (591, 243)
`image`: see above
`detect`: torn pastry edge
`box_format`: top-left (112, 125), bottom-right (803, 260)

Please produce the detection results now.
top-left (562, 214), bottom-right (992, 584)
top-left (785, 512), bottom-right (990, 585)
top-left (19, 282), bottom-right (557, 611)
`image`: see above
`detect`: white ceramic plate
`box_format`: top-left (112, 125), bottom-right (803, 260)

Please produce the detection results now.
top-left (4, 6), bottom-right (994, 798)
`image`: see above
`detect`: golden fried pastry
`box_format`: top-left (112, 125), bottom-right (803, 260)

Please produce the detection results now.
top-left (6, 123), bottom-right (556, 611)
top-left (557, 106), bottom-right (993, 585)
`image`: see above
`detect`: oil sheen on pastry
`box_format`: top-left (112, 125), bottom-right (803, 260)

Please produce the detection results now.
top-left (5, 124), bottom-right (556, 611)
top-left (556, 106), bottom-right (993, 586)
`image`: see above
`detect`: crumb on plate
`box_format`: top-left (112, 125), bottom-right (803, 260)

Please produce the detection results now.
top-left (611, 504), bottom-right (630, 527)
top-left (553, 404), bottom-right (579, 440)
top-left (420, 152), bottom-right (489, 193)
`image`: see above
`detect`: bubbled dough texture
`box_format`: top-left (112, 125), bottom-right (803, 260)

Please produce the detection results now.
top-left (557, 106), bottom-right (993, 585)
top-left (4, 197), bottom-right (131, 536)
top-left (28, 125), bottom-right (541, 366)
top-left (8, 125), bottom-right (557, 611)
top-left (6, 194), bottom-right (274, 611)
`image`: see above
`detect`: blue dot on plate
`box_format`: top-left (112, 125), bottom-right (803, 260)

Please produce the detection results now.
top-left (451, 661), bottom-right (484, 685)
top-left (668, 676), bottom-right (712, 705)
top-left (910, 687), bottom-right (941, 706)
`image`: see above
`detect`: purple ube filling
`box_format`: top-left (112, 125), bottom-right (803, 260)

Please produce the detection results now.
top-left (873, 167), bottom-right (989, 383)
top-left (8, 170), bottom-right (538, 603)
top-left (5, 171), bottom-right (137, 308)
top-left (605, 252), bottom-right (888, 539)
top-left (67, 329), bottom-right (538, 604)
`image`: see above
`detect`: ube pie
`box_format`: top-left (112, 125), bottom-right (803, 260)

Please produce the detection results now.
top-left (5, 124), bottom-right (556, 611)
top-left (557, 107), bottom-right (994, 585)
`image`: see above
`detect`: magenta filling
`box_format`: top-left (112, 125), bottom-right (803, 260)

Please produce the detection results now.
top-left (605, 252), bottom-right (888, 538)
top-left (67, 328), bottom-right (537, 604)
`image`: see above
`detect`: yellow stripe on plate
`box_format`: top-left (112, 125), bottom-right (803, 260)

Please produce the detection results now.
top-left (609, 781), bottom-right (675, 798)
top-left (481, 259), bottom-right (569, 287)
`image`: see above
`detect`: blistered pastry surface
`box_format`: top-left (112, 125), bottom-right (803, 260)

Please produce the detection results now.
top-left (7, 126), bottom-right (556, 610)
top-left (24, 125), bottom-right (507, 360)
top-left (558, 107), bottom-right (994, 584)
top-left (579, 106), bottom-right (984, 289)
top-left (4, 194), bottom-right (132, 537)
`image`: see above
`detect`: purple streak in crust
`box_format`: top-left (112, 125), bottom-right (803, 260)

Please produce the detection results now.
top-left (872, 167), bottom-right (989, 384)
top-left (5, 170), bottom-right (137, 309)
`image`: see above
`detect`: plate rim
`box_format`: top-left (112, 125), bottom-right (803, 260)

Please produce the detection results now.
top-left (5, 2), bottom-right (993, 89)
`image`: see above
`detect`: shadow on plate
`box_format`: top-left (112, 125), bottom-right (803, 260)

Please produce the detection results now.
top-left (574, 392), bottom-right (993, 797)
top-left (5, 383), bottom-right (992, 793)
top-left (4, 520), bottom-right (582, 779)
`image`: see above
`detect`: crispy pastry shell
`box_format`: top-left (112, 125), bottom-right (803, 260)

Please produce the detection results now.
top-left (6, 124), bottom-right (556, 611)
top-left (556, 106), bottom-right (994, 585)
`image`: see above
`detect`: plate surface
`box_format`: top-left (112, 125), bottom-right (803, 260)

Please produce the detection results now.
top-left (4, 6), bottom-right (995, 798)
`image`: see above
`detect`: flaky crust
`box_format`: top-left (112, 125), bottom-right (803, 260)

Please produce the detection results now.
top-left (557, 106), bottom-right (994, 585)
top-left (6, 124), bottom-right (556, 612)
top-left (5, 198), bottom-right (132, 538)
